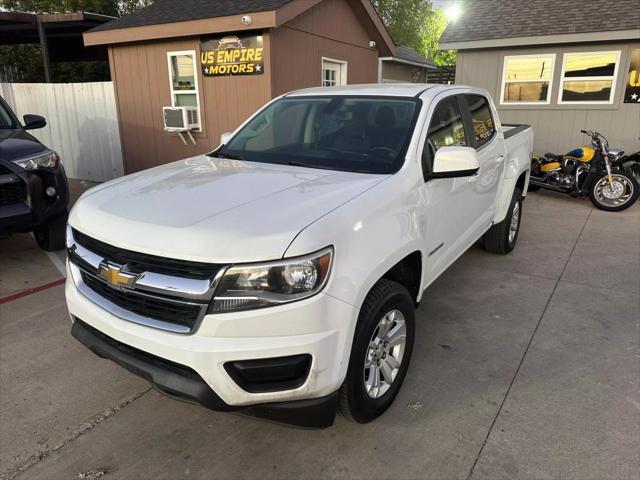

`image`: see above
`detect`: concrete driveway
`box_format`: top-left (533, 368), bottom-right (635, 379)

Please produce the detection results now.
top-left (1, 189), bottom-right (638, 480)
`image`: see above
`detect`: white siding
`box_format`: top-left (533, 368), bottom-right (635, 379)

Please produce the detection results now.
top-left (0, 82), bottom-right (124, 182)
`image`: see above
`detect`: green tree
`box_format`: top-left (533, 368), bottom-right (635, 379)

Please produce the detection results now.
top-left (372, 0), bottom-right (456, 67)
top-left (372, 0), bottom-right (432, 54)
top-left (0, 0), bottom-right (118, 16)
top-left (423, 7), bottom-right (456, 66)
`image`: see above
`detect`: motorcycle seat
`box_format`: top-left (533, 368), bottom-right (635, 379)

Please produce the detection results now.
top-left (545, 153), bottom-right (563, 161)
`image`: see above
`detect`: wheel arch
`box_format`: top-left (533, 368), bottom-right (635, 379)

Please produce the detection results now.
top-left (379, 251), bottom-right (423, 305)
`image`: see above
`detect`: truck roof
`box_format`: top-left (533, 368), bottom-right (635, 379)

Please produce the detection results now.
top-left (286, 83), bottom-right (442, 98)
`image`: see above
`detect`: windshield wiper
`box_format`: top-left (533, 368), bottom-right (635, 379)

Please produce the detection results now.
top-left (214, 151), bottom-right (244, 160)
top-left (287, 161), bottom-right (373, 174)
top-left (287, 161), bottom-right (311, 168)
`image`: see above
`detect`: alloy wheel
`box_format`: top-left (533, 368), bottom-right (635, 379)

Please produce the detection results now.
top-left (363, 309), bottom-right (407, 399)
top-left (593, 174), bottom-right (635, 208)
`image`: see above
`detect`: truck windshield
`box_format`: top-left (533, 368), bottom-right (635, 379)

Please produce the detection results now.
top-left (216, 96), bottom-right (421, 174)
top-left (0, 101), bottom-right (16, 129)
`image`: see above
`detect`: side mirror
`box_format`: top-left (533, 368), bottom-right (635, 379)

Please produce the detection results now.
top-left (430, 146), bottom-right (480, 178)
top-left (220, 132), bottom-right (232, 145)
top-left (23, 114), bottom-right (47, 130)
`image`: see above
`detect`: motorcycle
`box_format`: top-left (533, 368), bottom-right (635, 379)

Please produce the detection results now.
top-left (529, 130), bottom-right (639, 212)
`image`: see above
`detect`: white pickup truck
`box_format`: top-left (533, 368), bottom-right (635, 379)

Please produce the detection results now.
top-left (66, 84), bottom-right (533, 428)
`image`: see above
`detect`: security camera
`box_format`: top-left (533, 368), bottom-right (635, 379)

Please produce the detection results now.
top-left (241, 15), bottom-right (252, 26)
top-left (369, 41), bottom-right (376, 48)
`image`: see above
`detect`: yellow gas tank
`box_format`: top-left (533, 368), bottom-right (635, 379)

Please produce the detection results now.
top-left (541, 162), bottom-right (561, 172)
top-left (564, 147), bottom-right (595, 163)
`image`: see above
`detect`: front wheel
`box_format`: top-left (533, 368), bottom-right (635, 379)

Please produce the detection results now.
top-left (590, 172), bottom-right (638, 212)
top-left (34, 209), bottom-right (68, 251)
top-left (339, 279), bottom-right (415, 423)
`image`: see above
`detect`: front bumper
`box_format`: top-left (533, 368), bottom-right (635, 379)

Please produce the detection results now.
top-left (71, 319), bottom-right (339, 428)
top-left (65, 273), bottom-right (359, 427)
top-left (0, 160), bottom-right (68, 234)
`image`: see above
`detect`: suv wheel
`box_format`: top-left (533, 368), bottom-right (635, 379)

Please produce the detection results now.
top-left (34, 209), bottom-right (68, 251)
top-left (339, 279), bottom-right (415, 423)
top-left (482, 187), bottom-right (522, 255)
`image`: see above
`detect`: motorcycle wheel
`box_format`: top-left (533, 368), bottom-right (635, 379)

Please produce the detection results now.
top-left (589, 172), bottom-right (639, 212)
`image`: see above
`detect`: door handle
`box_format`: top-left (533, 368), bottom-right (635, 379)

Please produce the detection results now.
top-left (494, 155), bottom-right (505, 163)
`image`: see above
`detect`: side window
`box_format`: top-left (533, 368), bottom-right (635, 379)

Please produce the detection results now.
top-left (422, 96), bottom-right (467, 179)
top-left (465, 94), bottom-right (496, 148)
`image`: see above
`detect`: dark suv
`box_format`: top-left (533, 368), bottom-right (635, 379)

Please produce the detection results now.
top-left (0, 96), bottom-right (69, 251)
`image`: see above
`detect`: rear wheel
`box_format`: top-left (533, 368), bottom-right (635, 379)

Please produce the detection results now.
top-left (339, 279), bottom-right (415, 423)
top-left (34, 209), bottom-right (68, 251)
top-left (590, 172), bottom-right (638, 212)
top-left (482, 187), bottom-right (522, 255)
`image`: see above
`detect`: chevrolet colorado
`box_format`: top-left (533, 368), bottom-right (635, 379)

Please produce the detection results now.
top-left (0, 96), bottom-right (68, 250)
top-left (67, 84), bottom-right (533, 428)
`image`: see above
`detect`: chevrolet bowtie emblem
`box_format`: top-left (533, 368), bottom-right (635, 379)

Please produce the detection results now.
top-left (98, 262), bottom-right (138, 289)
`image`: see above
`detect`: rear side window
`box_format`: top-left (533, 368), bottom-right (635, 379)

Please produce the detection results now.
top-left (422, 96), bottom-right (467, 178)
top-left (465, 94), bottom-right (496, 148)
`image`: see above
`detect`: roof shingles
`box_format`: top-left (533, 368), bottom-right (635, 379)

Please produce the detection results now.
top-left (90, 0), bottom-right (294, 32)
top-left (440, 0), bottom-right (640, 44)
top-left (394, 45), bottom-right (435, 67)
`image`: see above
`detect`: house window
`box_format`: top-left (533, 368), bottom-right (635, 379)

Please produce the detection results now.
top-left (558, 51), bottom-right (621, 104)
top-left (322, 58), bottom-right (347, 87)
top-left (500, 54), bottom-right (556, 104)
top-left (167, 50), bottom-right (201, 111)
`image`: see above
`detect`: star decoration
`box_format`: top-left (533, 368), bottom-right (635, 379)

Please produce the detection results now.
top-left (632, 93), bottom-right (639, 100)
top-left (256, 65), bottom-right (262, 72)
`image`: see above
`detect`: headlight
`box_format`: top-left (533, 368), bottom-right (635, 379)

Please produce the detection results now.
top-left (210, 247), bottom-right (333, 313)
top-left (13, 150), bottom-right (59, 170)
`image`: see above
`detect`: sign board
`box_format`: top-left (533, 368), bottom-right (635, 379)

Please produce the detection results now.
top-left (200, 35), bottom-right (264, 77)
top-left (624, 48), bottom-right (640, 104)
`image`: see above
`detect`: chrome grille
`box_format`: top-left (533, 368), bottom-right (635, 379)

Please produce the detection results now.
top-left (67, 227), bottom-right (226, 334)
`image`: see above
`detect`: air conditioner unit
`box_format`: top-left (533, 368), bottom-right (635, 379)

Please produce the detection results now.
top-left (163, 106), bottom-right (200, 132)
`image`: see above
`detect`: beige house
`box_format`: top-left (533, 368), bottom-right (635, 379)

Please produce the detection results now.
top-left (378, 45), bottom-right (436, 83)
top-left (440, 0), bottom-right (640, 155)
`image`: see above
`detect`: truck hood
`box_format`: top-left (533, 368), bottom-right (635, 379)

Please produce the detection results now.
top-left (69, 155), bottom-right (386, 263)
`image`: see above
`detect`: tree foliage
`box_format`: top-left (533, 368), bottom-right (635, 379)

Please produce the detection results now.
top-left (0, 0), bottom-right (152, 16)
top-left (423, 7), bottom-right (456, 66)
top-left (372, 0), bottom-right (456, 67)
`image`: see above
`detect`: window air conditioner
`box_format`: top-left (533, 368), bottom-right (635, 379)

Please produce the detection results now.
top-left (163, 106), bottom-right (200, 132)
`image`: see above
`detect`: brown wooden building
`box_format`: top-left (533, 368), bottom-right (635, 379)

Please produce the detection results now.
top-left (84, 0), bottom-right (394, 174)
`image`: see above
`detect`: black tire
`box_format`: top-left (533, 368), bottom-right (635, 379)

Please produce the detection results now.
top-left (589, 172), bottom-right (639, 212)
top-left (339, 279), bottom-right (415, 423)
top-left (34, 209), bottom-right (68, 251)
top-left (482, 187), bottom-right (522, 255)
